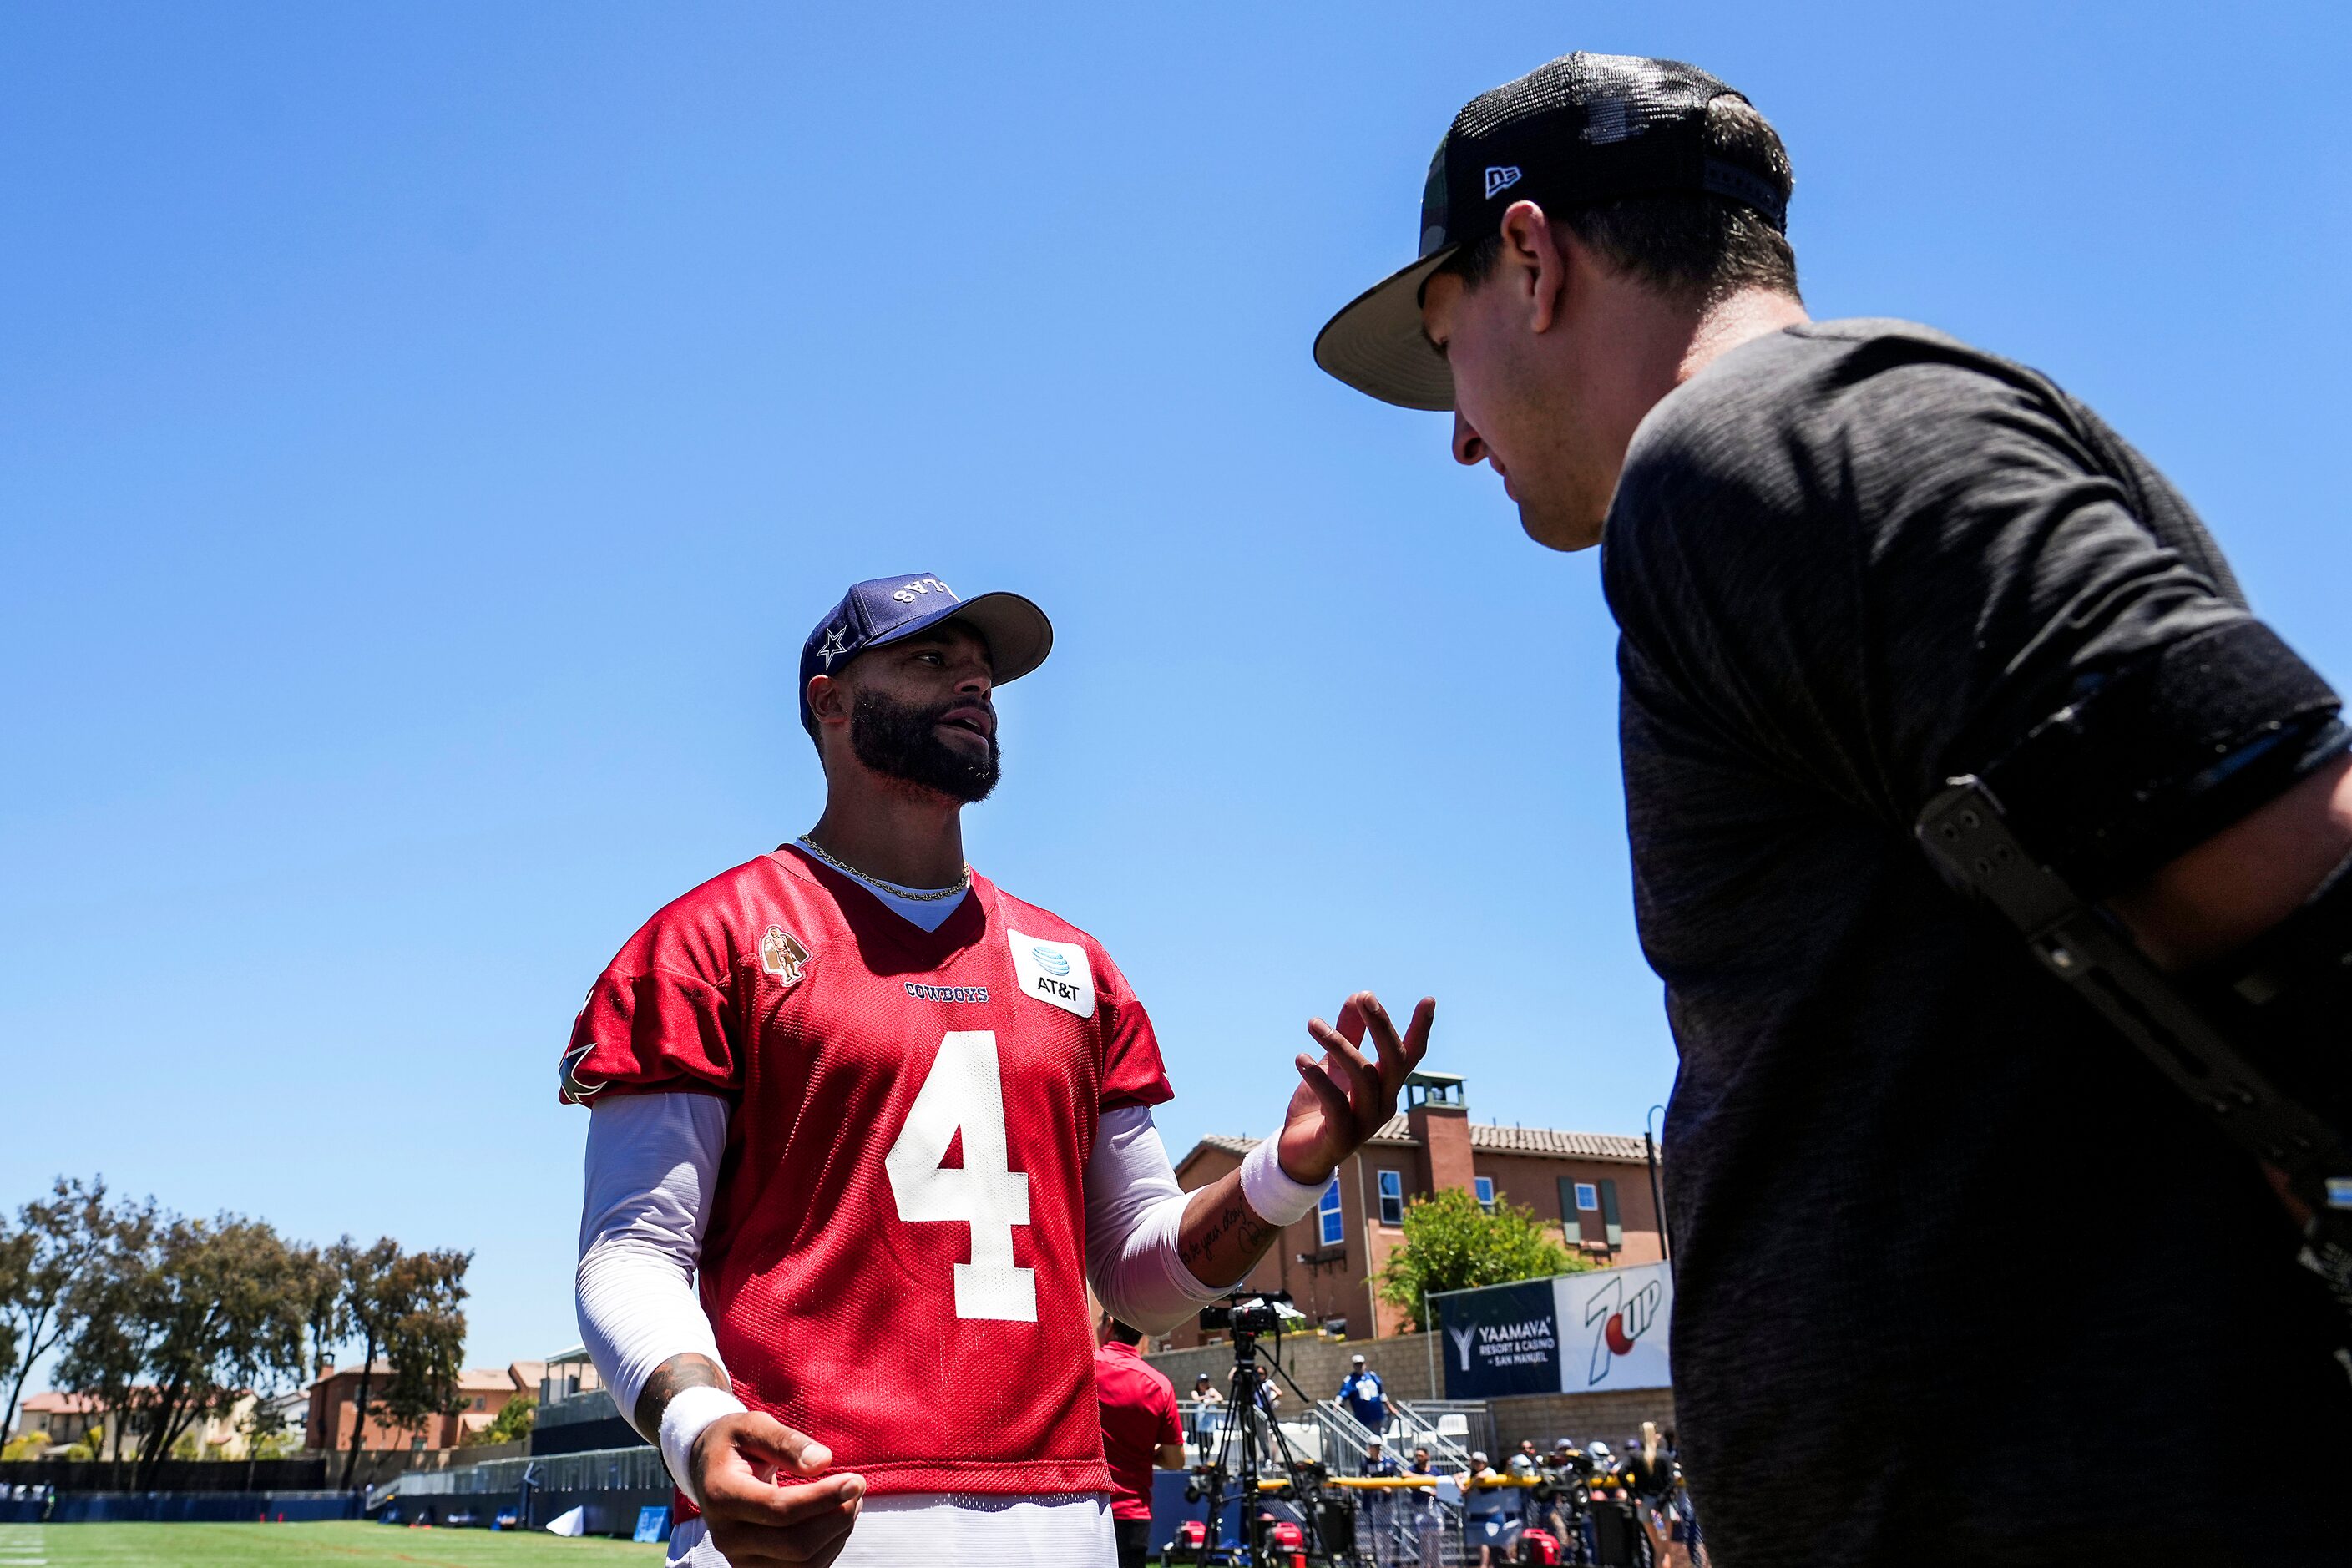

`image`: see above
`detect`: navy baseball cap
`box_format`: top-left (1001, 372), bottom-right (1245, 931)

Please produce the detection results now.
top-left (1315, 53), bottom-right (1788, 412)
top-left (798, 572), bottom-right (1053, 737)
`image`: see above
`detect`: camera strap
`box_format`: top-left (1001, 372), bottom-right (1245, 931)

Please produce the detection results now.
top-left (1915, 777), bottom-right (2352, 1353)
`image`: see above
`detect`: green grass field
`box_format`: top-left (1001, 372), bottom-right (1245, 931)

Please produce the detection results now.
top-left (0, 1521), bottom-right (664, 1566)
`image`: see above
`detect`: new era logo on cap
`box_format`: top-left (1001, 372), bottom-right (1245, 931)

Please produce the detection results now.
top-left (1314, 52), bottom-right (1792, 412)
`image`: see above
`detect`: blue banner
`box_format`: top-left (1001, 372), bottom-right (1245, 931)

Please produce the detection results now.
top-left (1434, 1277), bottom-right (1561, 1399)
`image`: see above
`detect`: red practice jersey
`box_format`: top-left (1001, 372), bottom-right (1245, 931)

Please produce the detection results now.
top-left (561, 847), bottom-right (1171, 1510)
top-left (1095, 1340), bottom-right (1182, 1520)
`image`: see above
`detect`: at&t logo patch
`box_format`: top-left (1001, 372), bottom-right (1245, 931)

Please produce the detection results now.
top-left (1009, 930), bottom-right (1093, 1018)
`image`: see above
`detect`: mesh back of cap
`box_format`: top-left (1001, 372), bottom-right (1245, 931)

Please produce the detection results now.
top-left (1454, 52), bottom-right (1727, 142)
top-left (1445, 52), bottom-right (1787, 228)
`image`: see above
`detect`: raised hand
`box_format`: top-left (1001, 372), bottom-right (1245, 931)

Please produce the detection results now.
top-left (694, 1411), bottom-right (865, 1567)
top-left (1276, 991), bottom-right (1436, 1184)
top-left (1173, 989), bottom-right (1435, 1290)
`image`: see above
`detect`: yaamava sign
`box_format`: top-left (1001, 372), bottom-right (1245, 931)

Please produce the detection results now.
top-left (1433, 1262), bottom-right (1672, 1399)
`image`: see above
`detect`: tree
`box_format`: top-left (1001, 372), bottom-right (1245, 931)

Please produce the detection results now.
top-left (247, 1423), bottom-right (300, 1461)
top-left (330, 1239), bottom-right (471, 1487)
top-left (376, 1251), bottom-right (470, 1443)
top-left (0, 1239), bottom-right (20, 1404)
top-left (289, 1242), bottom-right (343, 1383)
top-left (1376, 1187), bottom-right (1586, 1328)
top-left (240, 1394), bottom-right (295, 1490)
top-left (53, 1196), bottom-right (159, 1485)
top-left (0, 1177), bottom-right (111, 1444)
top-left (55, 1203), bottom-right (312, 1488)
top-left (464, 1391), bottom-right (534, 1447)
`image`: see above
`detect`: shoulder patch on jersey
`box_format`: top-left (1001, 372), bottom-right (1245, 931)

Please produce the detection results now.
top-left (760, 923), bottom-right (812, 986)
top-left (559, 1038), bottom-right (607, 1105)
top-left (1009, 929), bottom-right (1094, 1019)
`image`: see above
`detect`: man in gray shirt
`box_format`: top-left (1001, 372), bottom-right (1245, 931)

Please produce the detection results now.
top-left (1314, 50), bottom-right (2352, 1565)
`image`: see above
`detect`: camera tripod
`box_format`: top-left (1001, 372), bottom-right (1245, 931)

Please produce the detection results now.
top-left (1191, 1326), bottom-right (1333, 1565)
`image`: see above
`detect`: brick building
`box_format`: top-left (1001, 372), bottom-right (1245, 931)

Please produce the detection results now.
top-left (305, 1360), bottom-right (539, 1454)
top-left (1164, 1072), bottom-right (1664, 1346)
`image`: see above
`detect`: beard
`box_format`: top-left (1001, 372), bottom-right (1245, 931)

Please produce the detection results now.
top-left (848, 689), bottom-right (1001, 803)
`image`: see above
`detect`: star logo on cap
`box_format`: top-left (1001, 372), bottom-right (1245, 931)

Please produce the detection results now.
top-left (813, 623), bottom-right (852, 670)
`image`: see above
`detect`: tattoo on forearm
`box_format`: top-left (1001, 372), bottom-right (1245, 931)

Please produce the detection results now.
top-left (1180, 1196), bottom-right (1283, 1281)
top-left (634, 1352), bottom-right (730, 1438)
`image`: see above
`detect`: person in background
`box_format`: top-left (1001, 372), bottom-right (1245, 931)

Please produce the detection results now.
top-left (1338, 1353), bottom-right (1388, 1435)
top-left (1187, 1372), bottom-right (1224, 1464)
top-left (1404, 1447), bottom-right (1442, 1568)
top-left (1459, 1450), bottom-right (1515, 1567)
top-left (1503, 1439), bottom-right (1541, 1550)
top-left (1541, 1440), bottom-right (1581, 1554)
top-left (1358, 1435), bottom-right (1403, 1566)
top-left (1095, 1315), bottom-right (1184, 1568)
top-left (1252, 1376), bottom-right (1282, 1432)
top-left (1669, 1464), bottom-right (1706, 1568)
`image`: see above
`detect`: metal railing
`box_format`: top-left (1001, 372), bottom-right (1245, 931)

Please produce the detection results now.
top-left (1174, 1399), bottom-right (1324, 1467)
top-left (1308, 1398), bottom-right (1381, 1474)
top-left (391, 1444), bottom-right (668, 1498)
top-left (1383, 1398), bottom-right (1490, 1469)
top-left (534, 1389), bottom-right (623, 1432)
top-left (1177, 1391), bottom-right (1494, 1476)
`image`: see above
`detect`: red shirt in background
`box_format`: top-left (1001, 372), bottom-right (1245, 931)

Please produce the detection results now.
top-left (1095, 1339), bottom-right (1182, 1520)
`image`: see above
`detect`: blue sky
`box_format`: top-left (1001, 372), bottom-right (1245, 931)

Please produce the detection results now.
top-left (4, 2), bottom-right (2346, 1379)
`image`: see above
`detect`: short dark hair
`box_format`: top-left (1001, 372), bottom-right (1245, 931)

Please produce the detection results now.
top-left (1109, 1319), bottom-right (1145, 1346)
top-left (1439, 94), bottom-right (1798, 305)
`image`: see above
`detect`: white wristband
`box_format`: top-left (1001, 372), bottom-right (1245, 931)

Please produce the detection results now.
top-left (658, 1383), bottom-right (748, 1509)
top-left (1240, 1135), bottom-right (1327, 1227)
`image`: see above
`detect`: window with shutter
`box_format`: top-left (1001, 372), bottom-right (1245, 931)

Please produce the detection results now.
top-left (1560, 1177), bottom-right (1593, 1244)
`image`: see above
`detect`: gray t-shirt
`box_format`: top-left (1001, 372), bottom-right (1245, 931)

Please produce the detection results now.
top-left (1602, 320), bottom-right (2352, 1566)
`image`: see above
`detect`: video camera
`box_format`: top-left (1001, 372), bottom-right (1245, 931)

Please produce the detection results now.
top-left (1196, 1289), bottom-right (1295, 1337)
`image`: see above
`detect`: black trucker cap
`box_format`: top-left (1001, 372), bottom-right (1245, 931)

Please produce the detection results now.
top-left (1314, 53), bottom-right (1789, 412)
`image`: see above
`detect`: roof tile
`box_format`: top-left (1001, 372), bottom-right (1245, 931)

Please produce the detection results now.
top-left (1186, 1121), bottom-right (1651, 1166)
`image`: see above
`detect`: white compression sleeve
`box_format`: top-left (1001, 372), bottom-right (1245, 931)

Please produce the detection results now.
top-left (576, 1090), bottom-right (744, 1489)
top-left (1083, 1105), bottom-right (1230, 1334)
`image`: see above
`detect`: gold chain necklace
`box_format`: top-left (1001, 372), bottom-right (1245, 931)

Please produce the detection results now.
top-left (793, 836), bottom-right (972, 902)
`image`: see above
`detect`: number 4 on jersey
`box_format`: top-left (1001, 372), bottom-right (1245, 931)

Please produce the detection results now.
top-left (883, 1029), bottom-right (1036, 1321)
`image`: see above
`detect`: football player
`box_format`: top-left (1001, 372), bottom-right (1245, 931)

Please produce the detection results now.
top-left (568, 572), bottom-right (1434, 1568)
